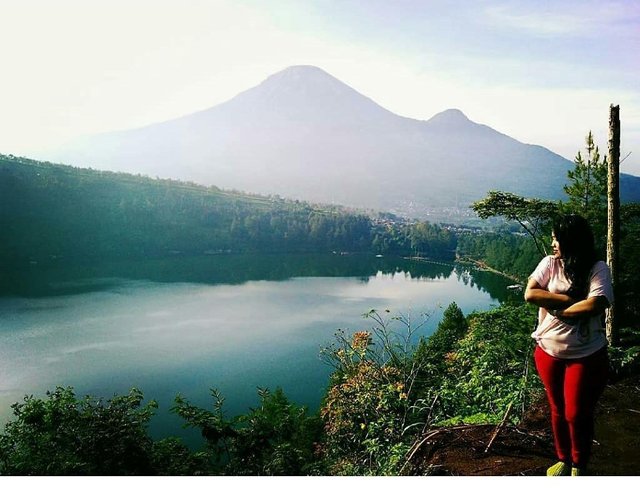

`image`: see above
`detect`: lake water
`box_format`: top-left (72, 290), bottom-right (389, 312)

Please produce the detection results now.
top-left (0, 253), bottom-right (518, 446)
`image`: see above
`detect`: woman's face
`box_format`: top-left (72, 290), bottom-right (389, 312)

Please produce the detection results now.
top-left (551, 232), bottom-right (562, 258)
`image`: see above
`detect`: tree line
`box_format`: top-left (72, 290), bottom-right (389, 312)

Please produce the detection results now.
top-left (0, 154), bottom-right (455, 265)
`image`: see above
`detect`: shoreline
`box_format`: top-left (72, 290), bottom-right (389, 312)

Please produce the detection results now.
top-left (407, 255), bottom-right (523, 284)
top-left (457, 258), bottom-right (523, 283)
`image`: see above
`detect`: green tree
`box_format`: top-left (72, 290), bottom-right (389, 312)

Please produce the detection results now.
top-left (412, 302), bottom-right (470, 401)
top-left (472, 191), bottom-right (558, 256)
top-left (425, 303), bottom-right (468, 357)
top-left (563, 131), bottom-right (608, 246)
top-left (0, 387), bottom-right (198, 475)
top-left (172, 387), bottom-right (322, 475)
top-left (414, 303), bottom-right (468, 374)
top-left (472, 133), bottom-right (609, 259)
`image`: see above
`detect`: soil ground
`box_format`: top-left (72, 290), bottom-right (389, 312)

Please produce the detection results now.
top-left (407, 375), bottom-right (640, 476)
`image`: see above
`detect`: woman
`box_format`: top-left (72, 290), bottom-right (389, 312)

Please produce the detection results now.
top-left (524, 214), bottom-right (612, 476)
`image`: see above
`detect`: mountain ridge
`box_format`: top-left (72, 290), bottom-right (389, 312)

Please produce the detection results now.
top-left (50, 65), bottom-right (640, 219)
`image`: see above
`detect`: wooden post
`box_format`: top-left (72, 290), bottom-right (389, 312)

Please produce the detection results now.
top-left (606, 105), bottom-right (620, 346)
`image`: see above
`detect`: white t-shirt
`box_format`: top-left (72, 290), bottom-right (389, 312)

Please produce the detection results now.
top-left (529, 256), bottom-right (613, 359)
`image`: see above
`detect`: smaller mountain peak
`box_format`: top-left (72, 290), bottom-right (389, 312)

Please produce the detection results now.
top-left (427, 108), bottom-right (470, 123)
top-left (425, 108), bottom-right (476, 132)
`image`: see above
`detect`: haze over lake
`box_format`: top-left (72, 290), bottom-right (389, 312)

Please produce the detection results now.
top-left (0, 253), bottom-right (518, 446)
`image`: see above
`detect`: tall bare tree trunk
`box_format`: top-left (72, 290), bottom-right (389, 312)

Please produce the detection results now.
top-left (606, 105), bottom-right (620, 346)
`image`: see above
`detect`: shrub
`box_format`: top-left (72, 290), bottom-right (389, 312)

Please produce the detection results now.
top-left (412, 302), bottom-right (469, 393)
top-left (319, 313), bottom-right (429, 475)
top-left (0, 387), bottom-right (185, 475)
top-left (435, 304), bottom-right (540, 424)
top-left (173, 387), bottom-right (322, 475)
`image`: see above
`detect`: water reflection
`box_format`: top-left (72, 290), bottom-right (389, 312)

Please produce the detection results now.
top-left (1, 253), bottom-right (517, 302)
top-left (0, 254), bottom-right (518, 446)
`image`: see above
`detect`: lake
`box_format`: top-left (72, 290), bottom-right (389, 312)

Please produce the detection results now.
top-left (0, 253), bottom-right (519, 446)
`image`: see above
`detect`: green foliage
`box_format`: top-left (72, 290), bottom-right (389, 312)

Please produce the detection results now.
top-left (408, 222), bottom-right (457, 259)
top-left (424, 302), bottom-right (468, 359)
top-left (434, 304), bottom-right (540, 424)
top-left (226, 387), bottom-right (322, 475)
top-left (0, 154), bottom-right (456, 269)
top-left (371, 221), bottom-right (456, 260)
top-left (471, 132), bottom-right (608, 258)
top-left (413, 302), bottom-right (469, 391)
top-left (318, 310), bottom-right (440, 475)
top-left (319, 304), bottom-right (545, 473)
top-left (618, 204), bottom-right (640, 328)
top-left (148, 437), bottom-right (210, 475)
top-left (472, 191), bottom-right (559, 256)
top-left (170, 388), bottom-right (233, 471)
top-left (320, 328), bottom-right (412, 475)
top-left (0, 155), bottom-right (371, 261)
top-left (457, 230), bottom-right (540, 280)
top-left (563, 131), bottom-right (608, 246)
top-left (0, 385), bottom-right (320, 476)
top-left (608, 326), bottom-right (640, 380)
top-left (172, 387), bottom-right (322, 475)
top-left (608, 344), bottom-right (640, 381)
top-left (0, 387), bottom-right (185, 475)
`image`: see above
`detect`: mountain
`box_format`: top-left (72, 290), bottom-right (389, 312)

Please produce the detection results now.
top-left (52, 65), bottom-right (640, 219)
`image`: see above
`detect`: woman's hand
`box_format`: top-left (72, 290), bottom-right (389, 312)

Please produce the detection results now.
top-left (552, 296), bottom-right (609, 319)
top-left (547, 308), bottom-right (579, 324)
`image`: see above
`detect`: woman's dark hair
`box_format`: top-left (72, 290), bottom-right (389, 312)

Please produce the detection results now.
top-left (552, 214), bottom-right (598, 299)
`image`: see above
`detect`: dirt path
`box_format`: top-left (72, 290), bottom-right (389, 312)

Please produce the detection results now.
top-left (407, 375), bottom-right (640, 476)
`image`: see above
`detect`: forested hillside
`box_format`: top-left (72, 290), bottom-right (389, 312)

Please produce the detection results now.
top-left (0, 154), bottom-right (455, 266)
top-left (457, 230), bottom-right (540, 280)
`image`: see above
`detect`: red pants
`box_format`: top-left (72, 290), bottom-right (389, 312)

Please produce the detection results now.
top-left (534, 345), bottom-right (608, 468)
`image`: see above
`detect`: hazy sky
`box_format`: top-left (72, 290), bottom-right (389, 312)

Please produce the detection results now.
top-left (1, 0), bottom-right (639, 174)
